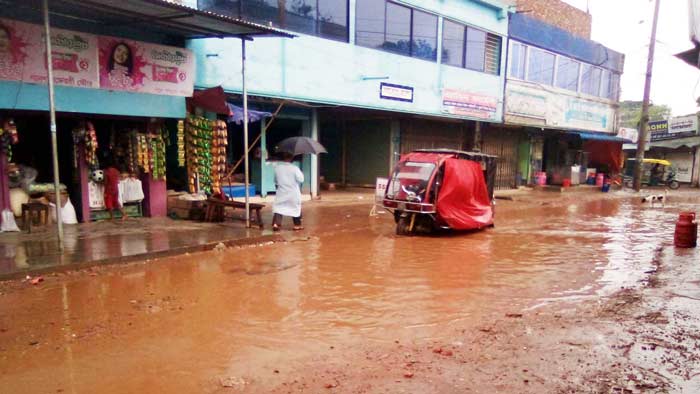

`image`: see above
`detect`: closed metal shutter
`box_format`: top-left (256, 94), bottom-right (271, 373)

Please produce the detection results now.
top-left (400, 119), bottom-right (464, 154)
top-left (482, 129), bottom-right (520, 190)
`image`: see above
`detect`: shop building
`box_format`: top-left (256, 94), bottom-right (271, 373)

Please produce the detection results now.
top-left (645, 115), bottom-right (700, 186)
top-left (0, 0), bottom-right (288, 230)
top-left (503, 10), bottom-right (626, 185)
top-left (191, 0), bottom-right (511, 192)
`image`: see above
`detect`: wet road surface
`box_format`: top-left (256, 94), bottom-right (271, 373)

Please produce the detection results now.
top-left (1, 193), bottom-right (699, 393)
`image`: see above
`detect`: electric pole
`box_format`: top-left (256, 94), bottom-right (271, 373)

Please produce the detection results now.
top-left (633, 0), bottom-right (661, 191)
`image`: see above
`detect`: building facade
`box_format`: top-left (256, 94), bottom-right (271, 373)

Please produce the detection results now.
top-left (504, 10), bottom-right (625, 185)
top-left (191, 0), bottom-right (512, 192)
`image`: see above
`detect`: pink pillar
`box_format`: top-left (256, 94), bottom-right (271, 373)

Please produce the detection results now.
top-left (0, 151), bottom-right (10, 212)
top-left (77, 149), bottom-right (91, 223)
top-left (141, 174), bottom-right (167, 218)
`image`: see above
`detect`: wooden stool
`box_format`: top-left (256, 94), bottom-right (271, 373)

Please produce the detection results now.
top-left (21, 202), bottom-right (49, 233)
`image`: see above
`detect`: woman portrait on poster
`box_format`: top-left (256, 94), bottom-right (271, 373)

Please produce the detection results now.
top-left (0, 24), bottom-right (11, 57)
top-left (108, 42), bottom-right (133, 77)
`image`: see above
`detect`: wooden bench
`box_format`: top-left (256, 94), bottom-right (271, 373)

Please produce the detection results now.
top-left (204, 198), bottom-right (265, 228)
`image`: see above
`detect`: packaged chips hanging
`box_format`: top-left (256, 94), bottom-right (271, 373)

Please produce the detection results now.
top-left (185, 115), bottom-right (215, 194)
top-left (210, 120), bottom-right (228, 195)
top-left (71, 121), bottom-right (98, 170)
top-left (0, 119), bottom-right (19, 162)
top-left (177, 120), bottom-right (185, 167)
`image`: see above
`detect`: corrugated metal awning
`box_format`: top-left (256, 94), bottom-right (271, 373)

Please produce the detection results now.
top-left (5, 0), bottom-right (295, 39)
top-left (649, 136), bottom-right (700, 149)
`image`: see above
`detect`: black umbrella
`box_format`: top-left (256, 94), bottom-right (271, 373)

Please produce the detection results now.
top-left (276, 136), bottom-right (327, 155)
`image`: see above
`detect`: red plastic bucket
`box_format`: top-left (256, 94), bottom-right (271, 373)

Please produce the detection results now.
top-left (562, 178), bottom-right (571, 187)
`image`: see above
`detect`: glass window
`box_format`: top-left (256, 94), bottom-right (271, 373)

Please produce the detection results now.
top-left (580, 64), bottom-right (602, 96)
top-left (526, 47), bottom-right (555, 85)
top-left (318, 0), bottom-right (348, 41)
top-left (285, 0), bottom-right (317, 35)
top-left (465, 27), bottom-right (486, 72)
top-left (355, 0), bottom-right (385, 49)
top-left (411, 9), bottom-right (437, 61)
top-left (382, 2), bottom-right (411, 56)
top-left (600, 69), bottom-right (612, 98)
top-left (509, 42), bottom-right (526, 79)
top-left (610, 73), bottom-right (620, 100)
top-left (556, 57), bottom-right (580, 91)
top-left (241, 0), bottom-right (282, 27)
top-left (198, 0), bottom-right (242, 18)
top-left (442, 20), bottom-right (464, 67)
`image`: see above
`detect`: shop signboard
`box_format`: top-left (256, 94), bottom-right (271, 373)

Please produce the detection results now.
top-left (442, 89), bottom-right (498, 120)
top-left (669, 114), bottom-right (698, 135)
top-left (0, 18), bottom-right (99, 88)
top-left (648, 120), bottom-right (670, 141)
top-left (617, 127), bottom-right (639, 144)
top-left (0, 17), bottom-right (194, 96)
top-left (504, 81), bottom-right (615, 133)
top-left (379, 82), bottom-right (413, 103)
top-left (98, 37), bottom-right (195, 96)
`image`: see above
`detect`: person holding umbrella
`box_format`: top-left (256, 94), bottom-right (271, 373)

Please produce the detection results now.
top-left (271, 136), bottom-right (326, 231)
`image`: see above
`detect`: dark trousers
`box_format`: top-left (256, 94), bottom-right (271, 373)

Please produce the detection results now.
top-left (273, 213), bottom-right (301, 227)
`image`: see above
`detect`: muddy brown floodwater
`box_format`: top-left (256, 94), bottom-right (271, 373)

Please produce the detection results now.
top-left (1, 193), bottom-right (700, 393)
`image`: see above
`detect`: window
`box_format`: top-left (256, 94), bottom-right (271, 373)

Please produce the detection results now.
top-left (411, 9), bottom-right (438, 61)
top-left (556, 57), bottom-right (580, 91)
top-left (441, 20), bottom-right (502, 74)
top-left (355, 0), bottom-right (385, 49)
top-left (509, 42), bottom-right (526, 79)
top-left (382, 2), bottom-right (411, 56)
top-left (356, 0), bottom-right (438, 61)
top-left (484, 32), bottom-right (502, 75)
top-left (610, 73), bottom-right (620, 100)
top-left (465, 27), bottom-right (486, 72)
top-left (580, 63), bottom-right (602, 96)
top-left (318, 0), bottom-right (349, 41)
top-left (200, 0), bottom-right (349, 42)
top-left (442, 20), bottom-right (464, 67)
top-left (600, 69), bottom-right (611, 99)
top-left (526, 47), bottom-right (555, 85)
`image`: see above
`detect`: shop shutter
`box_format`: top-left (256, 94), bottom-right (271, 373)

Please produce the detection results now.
top-left (482, 129), bottom-right (520, 190)
top-left (400, 120), bottom-right (464, 154)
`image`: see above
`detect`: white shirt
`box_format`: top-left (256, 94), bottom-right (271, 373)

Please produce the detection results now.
top-left (273, 162), bottom-right (304, 217)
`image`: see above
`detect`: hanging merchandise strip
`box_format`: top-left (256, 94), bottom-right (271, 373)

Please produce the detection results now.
top-left (0, 119), bottom-right (19, 162)
top-left (177, 120), bottom-right (185, 167)
top-left (185, 115), bottom-right (214, 194)
top-left (72, 122), bottom-right (98, 170)
top-left (211, 120), bottom-right (228, 195)
top-left (148, 123), bottom-right (168, 180)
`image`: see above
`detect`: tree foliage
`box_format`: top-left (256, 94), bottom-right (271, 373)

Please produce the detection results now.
top-left (618, 100), bottom-right (672, 128)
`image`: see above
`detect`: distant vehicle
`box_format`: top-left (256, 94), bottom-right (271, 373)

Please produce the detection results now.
top-left (622, 158), bottom-right (680, 189)
top-left (382, 149), bottom-right (498, 235)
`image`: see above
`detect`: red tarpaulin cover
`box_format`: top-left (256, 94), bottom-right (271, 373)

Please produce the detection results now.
top-left (436, 158), bottom-right (493, 230)
top-left (584, 140), bottom-right (623, 173)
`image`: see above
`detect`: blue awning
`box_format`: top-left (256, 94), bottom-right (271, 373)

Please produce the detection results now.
top-left (575, 132), bottom-right (631, 143)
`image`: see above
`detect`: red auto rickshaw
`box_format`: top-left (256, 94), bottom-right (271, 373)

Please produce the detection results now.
top-left (382, 149), bottom-right (498, 235)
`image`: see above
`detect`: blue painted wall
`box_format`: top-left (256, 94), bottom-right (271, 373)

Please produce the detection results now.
top-left (190, 0), bottom-right (510, 121)
top-left (509, 13), bottom-right (624, 73)
top-left (0, 81), bottom-right (186, 118)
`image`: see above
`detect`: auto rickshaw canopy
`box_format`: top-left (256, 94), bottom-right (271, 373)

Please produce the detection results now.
top-left (626, 158), bottom-right (672, 166)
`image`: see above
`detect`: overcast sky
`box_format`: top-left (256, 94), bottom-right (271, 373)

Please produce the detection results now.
top-left (562, 0), bottom-right (698, 116)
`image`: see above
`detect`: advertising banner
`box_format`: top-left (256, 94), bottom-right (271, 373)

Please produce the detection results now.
top-left (442, 89), bottom-right (498, 120)
top-left (669, 114), bottom-right (698, 134)
top-left (98, 37), bottom-right (194, 96)
top-left (0, 17), bottom-right (194, 96)
top-left (0, 18), bottom-right (99, 88)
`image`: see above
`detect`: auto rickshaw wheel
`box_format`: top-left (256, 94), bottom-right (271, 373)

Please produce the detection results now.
top-left (668, 180), bottom-right (680, 190)
top-left (396, 216), bottom-right (410, 235)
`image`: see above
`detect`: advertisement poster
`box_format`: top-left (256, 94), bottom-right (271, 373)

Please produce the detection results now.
top-left (98, 37), bottom-right (194, 96)
top-left (442, 89), bottom-right (498, 120)
top-left (0, 18), bottom-right (99, 88)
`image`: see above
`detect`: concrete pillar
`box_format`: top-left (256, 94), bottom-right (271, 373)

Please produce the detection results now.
top-left (141, 174), bottom-right (167, 217)
top-left (692, 146), bottom-right (700, 187)
top-left (77, 149), bottom-right (91, 223)
top-left (0, 152), bottom-right (10, 212)
top-left (310, 108), bottom-right (319, 198)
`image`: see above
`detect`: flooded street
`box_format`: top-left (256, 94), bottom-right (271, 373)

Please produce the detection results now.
top-left (1, 193), bottom-right (700, 393)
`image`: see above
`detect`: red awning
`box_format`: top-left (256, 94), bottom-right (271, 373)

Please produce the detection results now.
top-left (188, 86), bottom-right (231, 115)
